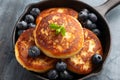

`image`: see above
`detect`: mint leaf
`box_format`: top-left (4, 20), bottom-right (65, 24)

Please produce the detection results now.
top-left (49, 23), bottom-right (59, 30)
top-left (61, 27), bottom-right (66, 36)
top-left (56, 28), bottom-right (61, 35)
top-left (49, 23), bottom-right (66, 36)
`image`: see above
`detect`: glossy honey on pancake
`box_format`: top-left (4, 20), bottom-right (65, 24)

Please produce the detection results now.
top-left (64, 28), bottom-right (103, 74)
top-left (34, 13), bottom-right (84, 59)
top-left (36, 8), bottom-right (78, 24)
top-left (15, 28), bottom-right (58, 72)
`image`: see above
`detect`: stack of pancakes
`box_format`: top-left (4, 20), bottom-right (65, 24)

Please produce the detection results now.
top-left (15, 8), bottom-right (102, 74)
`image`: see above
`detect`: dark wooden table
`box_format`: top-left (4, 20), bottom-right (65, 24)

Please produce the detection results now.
top-left (0, 0), bottom-right (120, 80)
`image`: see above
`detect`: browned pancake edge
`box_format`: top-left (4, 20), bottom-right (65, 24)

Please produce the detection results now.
top-left (64, 28), bottom-right (103, 74)
top-left (36, 7), bottom-right (78, 24)
top-left (15, 28), bottom-right (58, 72)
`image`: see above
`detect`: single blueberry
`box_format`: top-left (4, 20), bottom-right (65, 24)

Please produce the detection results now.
top-left (30, 8), bottom-right (40, 17)
top-left (47, 69), bottom-right (58, 80)
top-left (17, 21), bottom-right (28, 30)
top-left (84, 19), bottom-right (93, 29)
top-left (25, 14), bottom-right (34, 23)
top-left (56, 61), bottom-right (67, 72)
top-left (78, 11), bottom-right (88, 21)
top-left (91, 23), bottom-right (97, 29)
top-left (28, 46), bottom-right (40, 57)
top-left (92, 28), bottom-right (101, 37)
top-left (88, 13), bottom-right (97, 22)
top-left (92, 54), bottom-right (102, 64)
top-left (28, 23), bottom-right (36, 28)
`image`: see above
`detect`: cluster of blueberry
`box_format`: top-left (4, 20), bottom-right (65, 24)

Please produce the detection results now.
top-left (47, 54), bottom-right (102, 80)
top-left (78, 9), bottom-right (100, 37)
top-left (16, 8), bottom-right (40, 36)
top-left (47, 61), bottom-right (73, 80)
top-left (28, 46), bottom-right (73, 80)
top-left (27, 46), bottom-right (102, 80)
top-left (78, 9), bottom-right (102, 65)
top-left (28, 46), bottom-right (102, 79)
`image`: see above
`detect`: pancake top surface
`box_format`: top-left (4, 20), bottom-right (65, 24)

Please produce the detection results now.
top-left (36, 7), bottom-right (78, 24)
top-left (34, 13), bottom-right (84, 58)
top-left (15, 28), bottom-right (57, 72)
top-left (65, 28), bottom-right (103, 74)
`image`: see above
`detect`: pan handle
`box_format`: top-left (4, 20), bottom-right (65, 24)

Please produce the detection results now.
top-left (94, 0), bottom-right (120, 16)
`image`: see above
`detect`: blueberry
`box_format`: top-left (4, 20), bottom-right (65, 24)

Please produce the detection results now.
top-left (91, 23), bottom-right (97, 29)
top-left (78, 11), bottom-right (88, 21)
top-left (59, 70), bottom-right (73, 80)
top-left (92, 54), bottom-right (102, 64)
top-left (82, 8), bottom-right (89, 13)
top-left (84, 19), bottom-right (93, 29)
top-left (92, 28), bottom-right (101, 37)
top-left (85, 23), bottom-right (97, 30)
top-left (17, 30), bottom-right (24, 36)
top-left (47, 69), bottom-right (58, 80)
top-left (30, 8), bottom-right (40, 17)
top-left (17, 21), bottom-right (28, 30)
top-left (25, 14), bottom-right (34, 23)
top-left (28, 46), bottom-right (40, 57)
top-left (28, 23), bottom-right (36, 28)
top-left (56, 61), bottom-right (67, 72)
top-left (88, 13), bottom-right (97, 22)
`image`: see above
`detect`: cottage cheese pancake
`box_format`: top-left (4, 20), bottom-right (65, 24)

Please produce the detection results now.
top-left (34, 13), bottom-right (84, 58)
top-left (36, 8), bottom-right (78, 24)
top-left (15, 28), bottom-right (58, 72)
top-left (64, 28), bottom-right (103, 74)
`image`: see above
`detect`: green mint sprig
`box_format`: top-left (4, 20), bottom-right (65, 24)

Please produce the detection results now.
top-left (49, 23), bottom-right (66, 36)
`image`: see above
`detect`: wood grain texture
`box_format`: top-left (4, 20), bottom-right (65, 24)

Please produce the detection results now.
top-left (0, 0), bottom-right (120, 80)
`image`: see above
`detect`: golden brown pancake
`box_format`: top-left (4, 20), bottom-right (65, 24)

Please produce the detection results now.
top-left (34, 13), bottom-right (84, 59)
top-left (15, 28), bottom-right (58, 72)
top-left (36, 8), bottom-right (78, 24)
top-left (64, 28), bottom-right (103, 74)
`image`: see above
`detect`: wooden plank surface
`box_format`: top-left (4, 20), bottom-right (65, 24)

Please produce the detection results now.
top-left (0, 0), bottom-right (120, 80)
